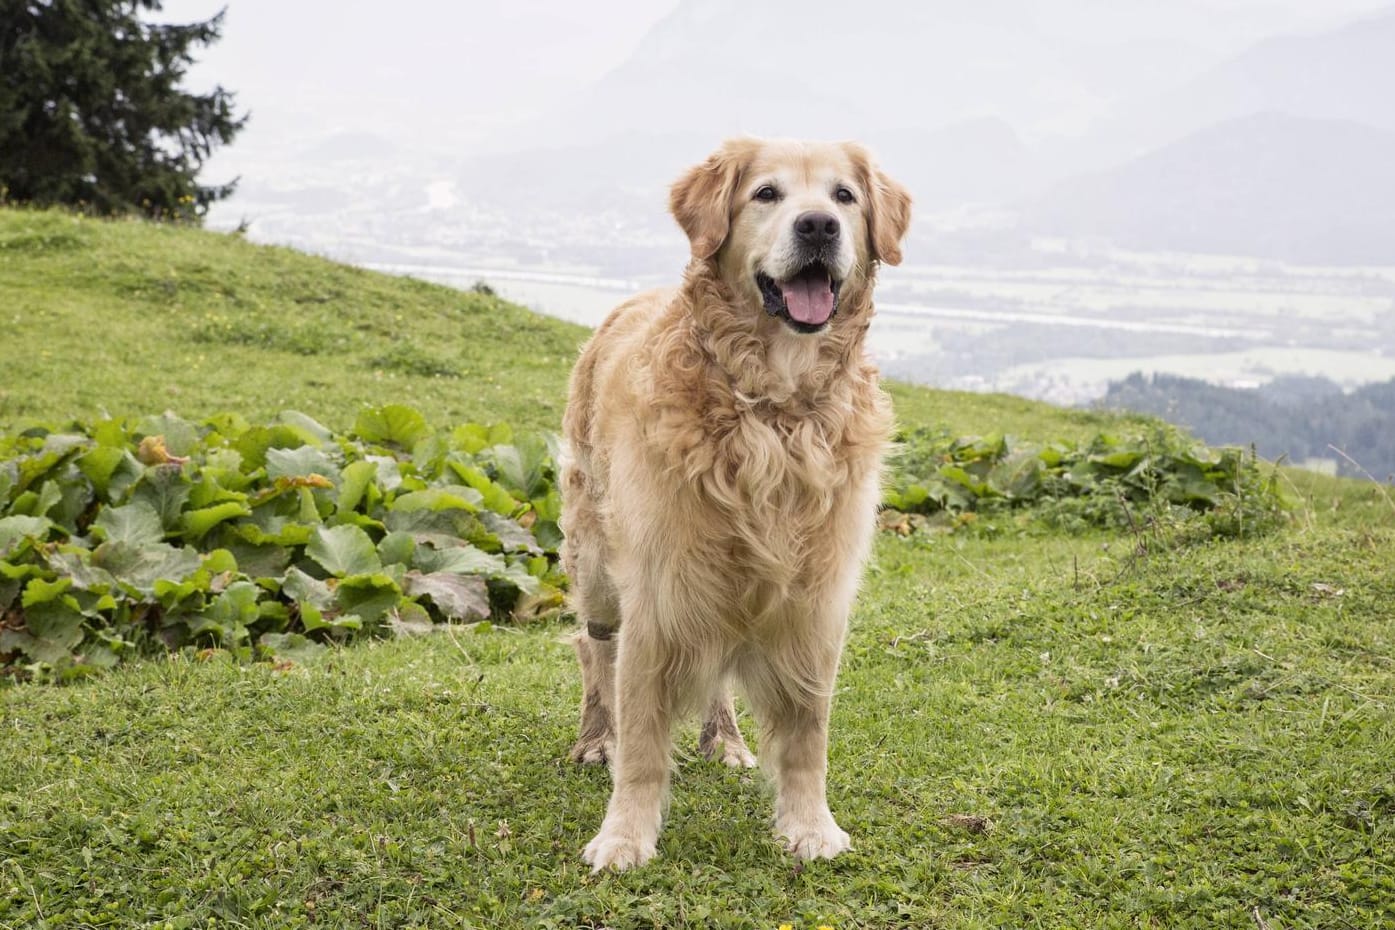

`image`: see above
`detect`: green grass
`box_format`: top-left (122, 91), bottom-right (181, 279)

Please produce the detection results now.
top-left (0, 209), bottom-right (585, 434)
top-left (3, 207), bottom-right (1394, 929)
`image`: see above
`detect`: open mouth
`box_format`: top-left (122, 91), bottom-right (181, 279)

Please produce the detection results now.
top-left (756, 263), bottom-right (842, 333)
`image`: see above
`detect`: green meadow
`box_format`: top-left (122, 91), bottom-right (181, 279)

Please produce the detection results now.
top-left (1, 208), bottom-right (1392, 929)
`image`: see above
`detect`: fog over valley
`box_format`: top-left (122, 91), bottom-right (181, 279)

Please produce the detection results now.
top-left (170, 0), bottom-right (1395, 412)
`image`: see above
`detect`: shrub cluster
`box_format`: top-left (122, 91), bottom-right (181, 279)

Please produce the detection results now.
top-left (0, 406), bottom-right (563, 680)
top-left (884, 426), bottom-right (1294, 538)
top-left (1, 412), bottom-right (1295, 679)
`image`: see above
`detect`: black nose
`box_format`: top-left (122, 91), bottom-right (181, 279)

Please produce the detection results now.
top-left (794, 211), bottom-right (840, 246)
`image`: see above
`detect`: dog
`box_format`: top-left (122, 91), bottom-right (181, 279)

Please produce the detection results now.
top-left (559, 138), bottom-right (911, 872)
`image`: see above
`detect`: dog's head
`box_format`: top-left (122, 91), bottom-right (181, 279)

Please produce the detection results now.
top-left (670, 138), bottom-right (912, 334)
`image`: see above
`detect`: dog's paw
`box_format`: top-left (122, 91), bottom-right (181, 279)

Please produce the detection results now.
top-left (569, 735), bottom-right (615, 766)
top-left (701, 738), bottom-right (757, 769)
top-left (582, 829), bottom-right (656, 873)
top-left (777, 816), bottom-right (851, 861)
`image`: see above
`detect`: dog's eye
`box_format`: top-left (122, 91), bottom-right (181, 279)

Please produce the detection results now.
top-left (753, 185), bottom-right (779, 203)
top-left (835, 186), bottom-right (857, 205)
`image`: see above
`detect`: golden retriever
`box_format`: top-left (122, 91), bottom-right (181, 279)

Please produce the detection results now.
top-left (560, 138), bottom-right (911, 872)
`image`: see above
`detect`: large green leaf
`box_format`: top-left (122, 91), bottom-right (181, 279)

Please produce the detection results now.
top-left (78, 446), bottom-right (143, 500)
top-left (134, 413), bottom-right (198, 457)
top-left (131, 466), bottom-right (193, 530)
top-left (189, 472), bottom-right (250, 509)
top-left (0, 515), bottom-right (53, 555)
top-left (46, 549), bottom-right (118, 592)
top-left (258, 631), bottom-right (327, 661)
top-left (412, 543), bottom-right (505, 577)
top-left (377, 531), bottom-right (416, 567)
top-left (479, 511), bottom-right (540, 554)
top-left (391, 487), bottom-right (483, 514)
top-left (22, 599), bottom-right (86, 662)
top-left (223, 540), bottom-right (290, 580)
top-left (281, 566), bottom-right (334, 610)
top-left (182, 501), bottom-right (252, 539)
top-left (448, 461), bottom-right (521, 515)
top-left (229, 519), bottom-right (314, 548)
top-left (93, 501), bottom-right (165, 547)
top-left (232, 425), bottom-right (320, 472)
top-left (334, 572), bottom-right (402, 624)
top-left (452, 422), bottom-right (513, 455)
top-left (337, 460), bottom-right (379, 513)
top-left (21, 576), bottom-right (73, 607)
top-left (277, 411), bottom-right (334, 443)
top-left (355, 404), bottom-right (429, 448)
top-left (404, 570), bottom-right (489, 621)
top-left (305, 524), bottom-right (381, 577)
top-left (266, 445), bottom-right (341, 483)
top-left (92, 540), bottom-right (202, 595)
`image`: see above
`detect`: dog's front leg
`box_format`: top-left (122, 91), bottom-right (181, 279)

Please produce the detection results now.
top-left (745, 643), bottom-right (852, 861)
top-left (768, 693), bottom-right (850, 860)
top-left (582, 628), bottom-right (674, 872)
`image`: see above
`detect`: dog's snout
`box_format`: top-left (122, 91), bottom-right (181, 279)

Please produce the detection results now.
top-left (794, 211), bottom-right (840, 246)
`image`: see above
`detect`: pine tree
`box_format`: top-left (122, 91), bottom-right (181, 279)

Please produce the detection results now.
top-left (0, 0), bottom-right (246, 221)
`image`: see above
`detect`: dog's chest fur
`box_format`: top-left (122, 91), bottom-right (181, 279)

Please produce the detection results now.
top-left (644, 344), bottom-right (889, 606)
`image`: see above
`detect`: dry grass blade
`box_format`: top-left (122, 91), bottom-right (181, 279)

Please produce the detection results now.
top-left (1327, 444), bottom-right (1395, 516)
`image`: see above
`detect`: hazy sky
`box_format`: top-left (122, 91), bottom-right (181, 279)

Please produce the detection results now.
top-left (165, 0), bottom-right (1393, 155)
top-left (168, 0), bottom-right (678, 145)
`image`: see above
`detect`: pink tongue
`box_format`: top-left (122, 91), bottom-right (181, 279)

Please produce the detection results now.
top-left (780, 274), bottom-right (835, 325)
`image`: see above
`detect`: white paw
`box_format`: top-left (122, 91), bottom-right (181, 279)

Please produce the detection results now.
top-left (719, 743), bottom-right (758, 769)
top-left (703, 738), bottom-right (757, 769)
top-left (777, 817), bottom-right (851, 860)
top-left (570, 736), bottom-right (615, 766)
top-left (582, 829), bottom-right (656, 873)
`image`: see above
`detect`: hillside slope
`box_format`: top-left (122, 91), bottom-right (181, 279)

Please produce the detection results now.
top-left (3, 209), bottom-right (1393, 929)
top-left (0, 207), bottom-right (1150, 442)
top-left (0, 209), bottom-right (587, 433)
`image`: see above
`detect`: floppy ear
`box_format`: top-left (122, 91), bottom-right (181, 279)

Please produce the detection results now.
top-left (669, 139), bottom-right (757, 261)
top-left (848, 144), bottom-right (913, 266)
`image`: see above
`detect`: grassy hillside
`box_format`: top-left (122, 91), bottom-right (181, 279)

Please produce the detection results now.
top-left (2, 208), bottom-right (1394, 929)
top-left (0, 207), bottom-right (1156, 442)
top-left (0, 209), bottom-right (584, 433)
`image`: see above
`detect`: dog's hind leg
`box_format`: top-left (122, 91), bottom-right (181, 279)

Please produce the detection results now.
top-left (561, 474), bottom-right (622, 766)
top-left (698, 688), bottom-right (756, 769)
top-left (571, 624), bottom-right (618, 765)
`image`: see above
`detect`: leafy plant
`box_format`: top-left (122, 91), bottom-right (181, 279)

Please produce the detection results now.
top-left (0, 405), bottom-right (564, 680)
top-left (1, 409), bottom-right (1294, 681)
top-left (884, 426), bottom-right (1295, 538)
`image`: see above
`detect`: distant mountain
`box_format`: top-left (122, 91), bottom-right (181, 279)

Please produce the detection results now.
top-left (1101, 372), bottom-right (1395, 478)
top-left (1026, 113), bottom-right (1395, 264)
top-left (1083, 5), bottom-right (1395, 165)
top-left (867, 120), bottom-right (1039, 211)
top-left (1171, 4), bottom-right (1395, 132)
top-left (507, 0), bottom-right (1108, 147)
top-left (472, 0), bottom-right (1236, 216)
top-left (453, 119), bottom-right (1037, 218)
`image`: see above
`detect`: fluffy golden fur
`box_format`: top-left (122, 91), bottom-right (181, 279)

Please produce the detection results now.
top-left (560, 138), bottom-right (912, 872)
